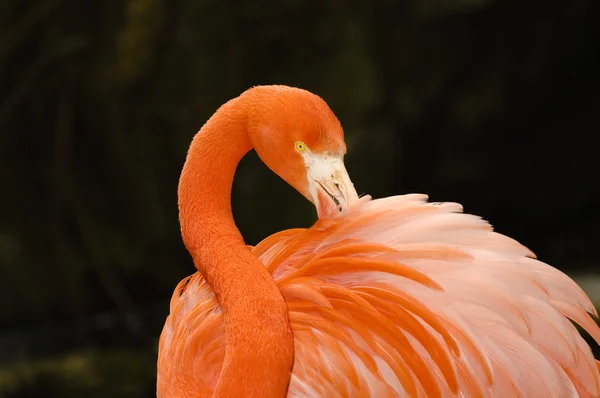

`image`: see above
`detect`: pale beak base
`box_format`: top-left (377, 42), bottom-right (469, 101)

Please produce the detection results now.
top-left (305, 154), bottom-right (359, 219)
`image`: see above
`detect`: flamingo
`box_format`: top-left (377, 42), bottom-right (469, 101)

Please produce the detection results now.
top-left (157, 85), bottom-right (600, 398)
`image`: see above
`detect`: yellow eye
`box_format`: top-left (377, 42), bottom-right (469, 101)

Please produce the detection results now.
top-left (295, 141), bottom-right (307, 153)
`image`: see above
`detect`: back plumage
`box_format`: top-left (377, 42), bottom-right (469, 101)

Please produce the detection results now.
top-left (158, 194), bottom-right (600, 398)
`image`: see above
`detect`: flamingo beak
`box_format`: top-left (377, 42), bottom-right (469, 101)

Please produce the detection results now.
top-left (306, 155), bottom-right (359, 218)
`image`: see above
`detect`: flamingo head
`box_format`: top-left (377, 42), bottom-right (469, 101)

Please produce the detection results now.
top-left (244, 85), bottom-right (359, 218)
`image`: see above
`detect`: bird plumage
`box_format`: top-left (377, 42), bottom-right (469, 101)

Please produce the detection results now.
top-left (158, 193), bottom-right (600, 397)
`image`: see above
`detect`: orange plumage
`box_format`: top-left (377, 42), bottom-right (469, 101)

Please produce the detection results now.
top-left (157, 85), bottom-right (600, 397)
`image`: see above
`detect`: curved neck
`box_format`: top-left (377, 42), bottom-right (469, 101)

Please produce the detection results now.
top-left (178, 98), bottom-right (294, 398)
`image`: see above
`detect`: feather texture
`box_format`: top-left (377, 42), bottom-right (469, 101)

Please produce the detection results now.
top-left (158, 194), bottom-right (600, 397)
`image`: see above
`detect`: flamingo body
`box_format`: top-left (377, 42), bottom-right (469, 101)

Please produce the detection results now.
top-left (158, 194), bottom-right (600, 397)
top-left (157, 85), bottom-right (599, 397)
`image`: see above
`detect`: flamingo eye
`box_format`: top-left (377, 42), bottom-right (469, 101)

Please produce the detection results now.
top-left (295, 141), bottom-right (307, 153)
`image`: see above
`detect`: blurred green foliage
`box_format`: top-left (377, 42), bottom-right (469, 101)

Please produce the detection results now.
top-left (0, 0), bottom-right (598, 395)
top-left (1, 349), bottom-right (155, 397)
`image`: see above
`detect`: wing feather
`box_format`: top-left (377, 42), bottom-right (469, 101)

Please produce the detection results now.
top-left (158, 194), bottom-right (600, 397)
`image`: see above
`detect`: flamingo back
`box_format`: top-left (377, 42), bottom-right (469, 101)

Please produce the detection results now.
top-left (158, 194), bottom-right (600, 397)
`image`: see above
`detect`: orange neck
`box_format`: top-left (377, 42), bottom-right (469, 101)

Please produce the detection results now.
top-left (178, 98), bottom-right (294, 398)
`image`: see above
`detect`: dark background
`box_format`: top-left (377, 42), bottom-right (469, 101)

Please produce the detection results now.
top-left (1, 0), bottom-right (599, 396)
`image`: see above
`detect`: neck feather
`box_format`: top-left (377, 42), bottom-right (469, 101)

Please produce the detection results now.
top-left (178, 97), bottom-right (294, 398)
